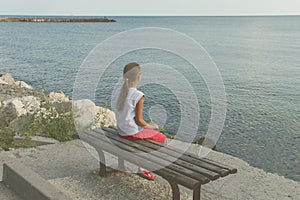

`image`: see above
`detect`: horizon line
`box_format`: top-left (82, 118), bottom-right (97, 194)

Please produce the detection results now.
top-left (0, 13), bottom-right (300, 17)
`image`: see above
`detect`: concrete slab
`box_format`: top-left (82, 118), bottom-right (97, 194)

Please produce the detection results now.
top-left (0, 182), bottom-right (23, 200)
top-left (0, 140), bottom-right (99, 181)
top-left (3, 160), bottom-right (71, 200)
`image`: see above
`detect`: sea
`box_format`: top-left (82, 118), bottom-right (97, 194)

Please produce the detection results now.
top-left (0, 16), bottom-right (299, 182)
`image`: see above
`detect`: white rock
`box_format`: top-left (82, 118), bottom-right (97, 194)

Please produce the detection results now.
top-left (3, 96), bottom-right (40, 118)
top-left (72, 99), bottom-right (117, 130)
top-left (49, 92), bottom-right (69, 103)
top-left (94, 106), bottom-right (117, 128)
top-left (13, 135), bottom-right (26, 141)
top-left (72, 99), bottom-right (96, 130)
top-left (15, 81), bottom-right (33, 89)
top-left (0, 78), bottom-right (8, 85)
top-left (1, 73), bottom-right (15, 85)
top-left (3, 98), bottom-right (27, 117)
top-left (21, 96), bottom-right (40, 112)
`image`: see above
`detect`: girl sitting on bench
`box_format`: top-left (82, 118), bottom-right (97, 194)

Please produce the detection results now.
top-left (115, 62), bottom-right (167, 180)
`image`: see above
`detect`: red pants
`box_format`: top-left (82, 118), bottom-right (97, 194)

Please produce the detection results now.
top-left (120, 128), bottom-right (166, 143)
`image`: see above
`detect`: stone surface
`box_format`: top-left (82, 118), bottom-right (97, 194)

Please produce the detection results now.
top-left (0, 139), bottom-right (299, 200)
top-left (72, 99), bottom-right (96, 130)
top-left (48, 92), bottom-right (69, 103)
top-left (3, 160), bottom-right (71, 200)
top-left (13, 135), bottom-right (59, 147)
top-left (72, 99), bottom-right (117, 130)
top-left (94, 106), bottom-right (117, 128)
top-left (51, 101), bottom-right (72, 114)
top-left (2, 98), bottom-right (25, 123)
top-left (0, 182), bottom-right (23, 200)
top-left (15, 81), bottom-right (33, 90)
top-left (0, 83), bottom-right (41, 102)
top-left (20, 96), bottom-right (41, 112)
top-left (2, 96), bottom-right (40, 123)
top-left (31, 136), bottom-right (59, 145)
top-left (1, 73), bottom-right (15, 85)
top-left (0, 78), bottom-right (8, 85)
top-left (0, 73), bottom-right (33, 90)
top-left (13, 135), bottom-right (26, 141)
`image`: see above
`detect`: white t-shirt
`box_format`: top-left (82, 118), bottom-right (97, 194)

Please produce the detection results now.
top-left (116, 88), bottom-right (144, 136)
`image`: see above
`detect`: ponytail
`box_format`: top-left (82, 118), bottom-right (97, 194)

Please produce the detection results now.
top-left (117, 78), bottom-right (129, 111)
top-left (117, 62), bottom-right (141, 111)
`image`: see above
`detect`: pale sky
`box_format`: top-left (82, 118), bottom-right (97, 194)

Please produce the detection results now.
top-left (0, 0), bottom-right (299, 16)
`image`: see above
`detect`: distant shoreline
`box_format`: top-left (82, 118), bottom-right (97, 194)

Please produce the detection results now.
top-left (0, 17), bottom-right (116, 23)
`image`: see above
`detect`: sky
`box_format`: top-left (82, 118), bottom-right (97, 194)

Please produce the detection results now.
top-left (0, 0), bottom-right (299, 16)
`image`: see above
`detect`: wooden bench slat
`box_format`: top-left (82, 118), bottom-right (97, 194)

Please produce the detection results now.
top-left (92, 130), bottom-right (211, 184)
top-left (82, 131), bottom-right (208, 188)
top-left (180, 155), bottom-right (230, 176)
top-left (102, 128), bottom-right (233, 177)
top-left (197, 157), bottom-right (237, 174)
top-left (133, 140), bottom-right (224, 179)
top-left (138, 140), bottom-right (229, 177)
top-left (140, 136), bottom-right (237, 174)
top-left (148, 141), bottom-right (231, 176)
top-left (134, 139), bottom-right (233, 175)
top-left (98, 129), bottom-right (220, 180)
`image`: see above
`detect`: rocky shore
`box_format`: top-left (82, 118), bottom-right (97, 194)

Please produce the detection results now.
top-left (0, 73), bottom-right (116, 150)
top-left (0, 17), bottom-right (116, 23)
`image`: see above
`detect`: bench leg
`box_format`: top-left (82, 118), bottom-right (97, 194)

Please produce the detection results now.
top-left (165, 178), bottom-right (180, 200)
top-left (193, 184), bottom-right (201, 200)
top-left (97, 148), bottom-right (107, 177)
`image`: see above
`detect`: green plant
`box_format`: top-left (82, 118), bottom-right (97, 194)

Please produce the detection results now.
top-left (0, 128), bottom-right (15, 151)
top-left (23, 95), bottom-right (78, 142)
top-left (159, 127), bottom-right (165, 133)
top-left (159, 127), bottom-right (177, 139)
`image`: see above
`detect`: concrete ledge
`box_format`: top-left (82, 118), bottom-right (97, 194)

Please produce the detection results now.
top-left (3, 160), bottom-right (71, 200)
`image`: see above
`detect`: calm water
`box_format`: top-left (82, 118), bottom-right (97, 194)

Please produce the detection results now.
top-left (0, 16), bottom-right (299, 182)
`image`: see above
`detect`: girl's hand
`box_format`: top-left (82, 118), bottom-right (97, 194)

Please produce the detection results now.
top-left (143, 122), bottom-right (159, 130)
top-left (150, 123), bottom-right (159, 130)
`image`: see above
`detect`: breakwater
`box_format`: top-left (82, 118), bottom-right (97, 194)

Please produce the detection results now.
top-left (0, 17), bottom-right (116, 23)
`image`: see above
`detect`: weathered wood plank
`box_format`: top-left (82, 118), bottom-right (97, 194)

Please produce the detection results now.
top-left (96, 129), bottom-right (220, 180)
top-left (134, 135), bottom-right (236, 173)
top-left (102, 128), bottom-right (234, 176)
top-left (81, 130), bottom-right (208, 188)
top-left (197, 157), bottom-right (237, 174)
top-left (136, 141), bottom-right (225, 180)
top-left (91, 130), bottom-right (211, 184)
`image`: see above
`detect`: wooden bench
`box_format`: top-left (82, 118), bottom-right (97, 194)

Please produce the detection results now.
top-left (80, 127), bottom-right (237, 200)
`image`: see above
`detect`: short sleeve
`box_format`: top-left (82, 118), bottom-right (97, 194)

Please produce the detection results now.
top-left (132, 90), bottom-right (144, 107)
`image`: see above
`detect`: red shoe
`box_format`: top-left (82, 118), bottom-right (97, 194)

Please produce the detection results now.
top-left (138, 168), bottom-right (155, 181)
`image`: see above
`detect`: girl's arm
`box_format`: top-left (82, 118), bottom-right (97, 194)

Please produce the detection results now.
top-left (135, 96), bottom-right (159, 130)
